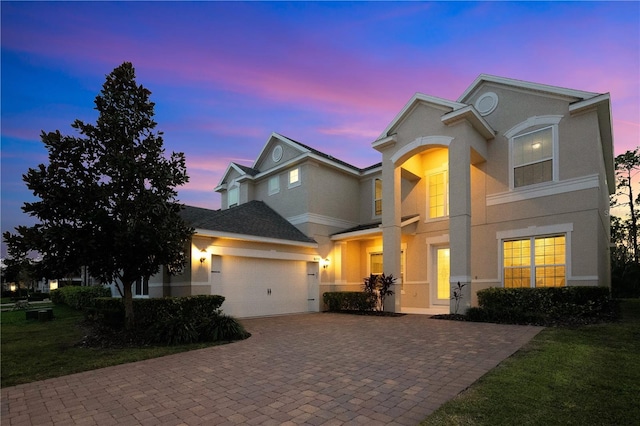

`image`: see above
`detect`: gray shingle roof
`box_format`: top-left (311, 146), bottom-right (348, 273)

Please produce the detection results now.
top-left (233, 163), bottom-right (260, 176)
top-left (181, 201), bottom-right (316, 244)
top-left (277, 134), bottom-right (380, 174)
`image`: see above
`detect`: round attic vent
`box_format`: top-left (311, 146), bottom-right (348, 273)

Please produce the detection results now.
top-left (272, 145), bottom-right (283, 162)
top-left (475, 92), bottom-right (498, 116)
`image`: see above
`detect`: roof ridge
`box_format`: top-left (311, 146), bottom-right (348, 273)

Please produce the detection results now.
top-left (276, 133), bottom-right (380, 173)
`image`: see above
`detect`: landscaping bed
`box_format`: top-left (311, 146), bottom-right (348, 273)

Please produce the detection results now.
top-left (433, 287), bottom-right (618, 327)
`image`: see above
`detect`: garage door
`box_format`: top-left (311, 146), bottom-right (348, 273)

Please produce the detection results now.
top-left (210, 255), bottom-right (318, 318)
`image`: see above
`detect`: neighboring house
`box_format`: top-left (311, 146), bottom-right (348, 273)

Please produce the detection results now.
top-left (150, 74), bottom-right (614, 317)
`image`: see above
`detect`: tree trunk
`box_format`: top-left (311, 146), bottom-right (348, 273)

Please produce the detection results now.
top-left (627, 176), bottom-right (639, 263)
top-left (123, 280), bottom-right (135, 330)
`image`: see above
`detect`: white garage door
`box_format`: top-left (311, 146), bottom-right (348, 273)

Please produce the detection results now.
top-left (210, 255), bottom-right (318, 318)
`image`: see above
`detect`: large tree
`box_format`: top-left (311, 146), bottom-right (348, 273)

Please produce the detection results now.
top-left (4, 62), bottom-right (193, 327)
top-left (613, 148), bottom-right (640, 263)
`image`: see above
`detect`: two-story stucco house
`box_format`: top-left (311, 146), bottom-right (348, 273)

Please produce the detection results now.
top-left (148, 74), bottom-right (614, 318)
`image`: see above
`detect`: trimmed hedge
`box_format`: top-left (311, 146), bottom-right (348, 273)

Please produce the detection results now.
top-left (471, 287), bottom-right (615, 325)
top-left (27, 292), bottom-right (50, 301)
top-left (50, 286), bottom-right (112, 310)
top-left (86, 295), bottom-right (247, 345)
top-left (323, 291), bottom-right (376, 312)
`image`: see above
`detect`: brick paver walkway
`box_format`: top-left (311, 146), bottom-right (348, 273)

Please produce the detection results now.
top-left (1, 313), bottom-right (542, 425)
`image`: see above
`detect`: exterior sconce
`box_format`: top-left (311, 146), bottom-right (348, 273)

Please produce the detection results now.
top-left (322, 258), bottom-right (330, 269)
top-left (199, 249), bottom-right (207, 264)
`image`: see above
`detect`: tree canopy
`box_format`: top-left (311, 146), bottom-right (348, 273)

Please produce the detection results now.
top-left (610, 147), bottom-right (640, 297)
top-left (3, 62), bottom-right (193, 326)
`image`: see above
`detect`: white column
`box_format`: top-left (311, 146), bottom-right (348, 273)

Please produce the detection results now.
top-left (448, 140), bottom-right (472, 314)
top-left (382, 163), bottom-right (402, 312)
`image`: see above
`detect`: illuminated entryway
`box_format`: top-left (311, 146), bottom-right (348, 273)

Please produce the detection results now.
top-left (434, 247), bottom-right (450, 305)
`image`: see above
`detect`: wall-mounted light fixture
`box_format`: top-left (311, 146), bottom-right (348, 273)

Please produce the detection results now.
top-left (321, 258), bottom-right (330, 269)
top-left (199, 249), bottom-right (208, 264)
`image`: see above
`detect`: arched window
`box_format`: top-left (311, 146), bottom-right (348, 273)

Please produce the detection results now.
top-left (505, 115), bottom-right (562, 190)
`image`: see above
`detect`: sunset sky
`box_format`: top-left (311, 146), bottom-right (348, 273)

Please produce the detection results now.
top-left (2, 1), bottom-right (639, 256)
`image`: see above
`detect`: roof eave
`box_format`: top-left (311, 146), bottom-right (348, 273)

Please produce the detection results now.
top-left (194, 228), bottom-right (318, 248)
top-left (441, 106), bottom-right (496, 140)
top-left (375, 93), bottom-right (465, 141)
top-left (458, 74), bottom-right (600, 103)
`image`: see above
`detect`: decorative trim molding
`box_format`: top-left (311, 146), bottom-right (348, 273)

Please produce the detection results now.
top-left (391, 135), bottom-right (454, 165)
top-left (475, 92), bottom-right (499, 116)
top-left (496, 223), bottom-right (573, 240)
top-left (450, 275), bottom-right (472, 284)
top-left (425, 234), bottom-right (449, 245)
top-left (569, 275), bottom-right (599, 281)
top-left (504, 115), bottom-right (563, 138)
top-left (487, 174), bottom-right (600, 206)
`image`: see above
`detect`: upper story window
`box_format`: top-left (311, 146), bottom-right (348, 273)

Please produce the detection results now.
top-left (288, 167), bottom-right (300, 188)
top-left (374, 178), bottom-right (382, 216)
top-left (228, 185), bottom-right (239, 207)
top-left (506, 115), bottom-right (561, 190)
top-left (512, 126), bottom-right (553, 188)
top-left (268, 175), bottom-right (280, 195)
top-left (428, 170), bottom-right (448, 219)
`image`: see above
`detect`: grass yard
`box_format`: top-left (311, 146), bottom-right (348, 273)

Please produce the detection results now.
top-left (1, 305), bottom-right (219, 388)
top-left (422, 299), bottom-right (640, 426)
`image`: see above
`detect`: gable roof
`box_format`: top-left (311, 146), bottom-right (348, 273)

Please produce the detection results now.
top-left (181, 201), bottom-right (317, 246)
top-left (458, 74), bottom-right (600, 103)
top-left (376, 93), bottom-right (467, 140)
top-left (216, 132), bottom-right (382, 192)
top-left (458, 74), bottom-right (614, 193)
top-left (279, 133), bottom-right (366, 173)
top-left (233, 163), bottom-right (260, 176)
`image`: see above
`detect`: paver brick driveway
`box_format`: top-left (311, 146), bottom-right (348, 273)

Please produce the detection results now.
top-left (2, 313), bottom-right (542, 425)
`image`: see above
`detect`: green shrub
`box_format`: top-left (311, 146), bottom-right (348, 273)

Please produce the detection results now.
top-left (27, 292), bottom-right (50, 301)
top-left (148, 315), bottom-right (199, 345)
top-left (205, 314), bottom-right (250, 341)
top-left (323, 291), bottom-right (376, 312)
top-left (50, 286), bottom-right (111, 310)
top-left (473, 287), bottom-right (614, 325)
top-left (86, 295), bottom-right (242, 344)
top-left (49, 289), bottom-right (64, 305)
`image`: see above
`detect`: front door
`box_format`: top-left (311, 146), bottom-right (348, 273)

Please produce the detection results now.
top-left (434, 247), bottom-right (450, 305)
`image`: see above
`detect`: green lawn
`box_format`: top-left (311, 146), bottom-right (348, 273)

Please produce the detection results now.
top-left (1, 305), bottom-right (219, 387)
top-left (422, 299), bottom-right (640, 426)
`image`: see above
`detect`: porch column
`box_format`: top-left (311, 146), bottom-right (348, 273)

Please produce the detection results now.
top-left (382, 163), bottom-right (402, 312)
top-left (333, 241), bottom-right (347, 287)
top-left (448, 140), bottom-right (472, 314)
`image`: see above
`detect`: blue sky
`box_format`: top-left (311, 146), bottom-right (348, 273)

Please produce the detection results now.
top-left (2, 1), bottom-right (639, 256)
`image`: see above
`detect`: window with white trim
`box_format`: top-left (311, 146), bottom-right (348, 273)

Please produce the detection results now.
top-left (288, 168), bottom-right (300, 188)
top-left (370, 252), bottom-right (383, 275)
top-left (503, 235), bottom-right (566, 288)
top-left (512, 126), bottom-right (554, 188)
top-left (368, 250), bottom-right (406, 290)
top-left (428, 170), bottom-right (448, 219)
top-left (268, 175), bottom-right (280, 195)
top-left (134, 277), bottom-right (149, 297)
top-left (374, 178), bottom-right (382, 216)
top-left (228, 186), bottom-right (239, 207)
